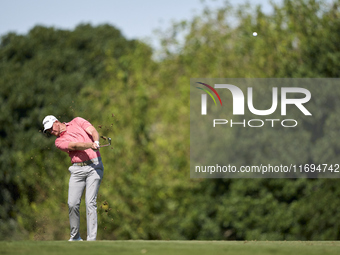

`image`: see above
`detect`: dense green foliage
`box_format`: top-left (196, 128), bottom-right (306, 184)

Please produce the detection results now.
top-left (1, 0), bottom-right (340, 241)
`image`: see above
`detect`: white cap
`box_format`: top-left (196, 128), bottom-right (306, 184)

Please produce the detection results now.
top-left (42, 115), bottom-right (58, 133)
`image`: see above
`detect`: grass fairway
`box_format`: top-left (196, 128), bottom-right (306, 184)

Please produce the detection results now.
top-left (1, 240), bottom-right (340, 255)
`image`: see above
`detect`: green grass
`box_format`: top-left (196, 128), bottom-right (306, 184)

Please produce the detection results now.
top-left (1, 240), bottom-right (340, 255)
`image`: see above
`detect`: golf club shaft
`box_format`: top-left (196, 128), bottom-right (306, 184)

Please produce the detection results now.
top-left (99, 144), bottom-right (110, 148)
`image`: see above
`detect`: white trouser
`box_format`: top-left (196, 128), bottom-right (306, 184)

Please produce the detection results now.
top-left (68, 158), bottom-right (104, 241)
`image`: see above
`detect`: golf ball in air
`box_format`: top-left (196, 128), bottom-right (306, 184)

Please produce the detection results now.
top-left (253, 32), bottom-right (257, 36)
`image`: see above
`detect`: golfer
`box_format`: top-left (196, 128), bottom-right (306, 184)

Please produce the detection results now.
top-left (42, 115), bottom-right (104, 241)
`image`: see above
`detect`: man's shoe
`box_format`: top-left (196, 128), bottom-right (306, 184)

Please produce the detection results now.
top-left (68, 237), bottom-right (83, 241)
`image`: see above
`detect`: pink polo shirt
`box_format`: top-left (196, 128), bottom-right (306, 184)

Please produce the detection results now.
top-left (55, 117), bottom-right (101, 163)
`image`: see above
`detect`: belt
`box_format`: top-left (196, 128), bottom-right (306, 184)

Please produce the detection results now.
top-left (73, 157), bottom-right (101, 167)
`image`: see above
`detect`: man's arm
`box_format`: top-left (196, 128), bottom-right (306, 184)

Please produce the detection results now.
top-left (67, 125), bottom-right (100, 151)
top-left (68, 142), bottom-right (98, 151)
top-left (85, 125), bottom-right (100, 143)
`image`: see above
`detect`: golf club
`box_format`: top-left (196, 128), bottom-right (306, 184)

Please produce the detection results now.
top-left (99, 137), bottom-right (111, 148)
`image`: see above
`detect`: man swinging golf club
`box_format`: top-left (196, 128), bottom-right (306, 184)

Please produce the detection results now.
top-left (42, 115), bottom-right (104, 241)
